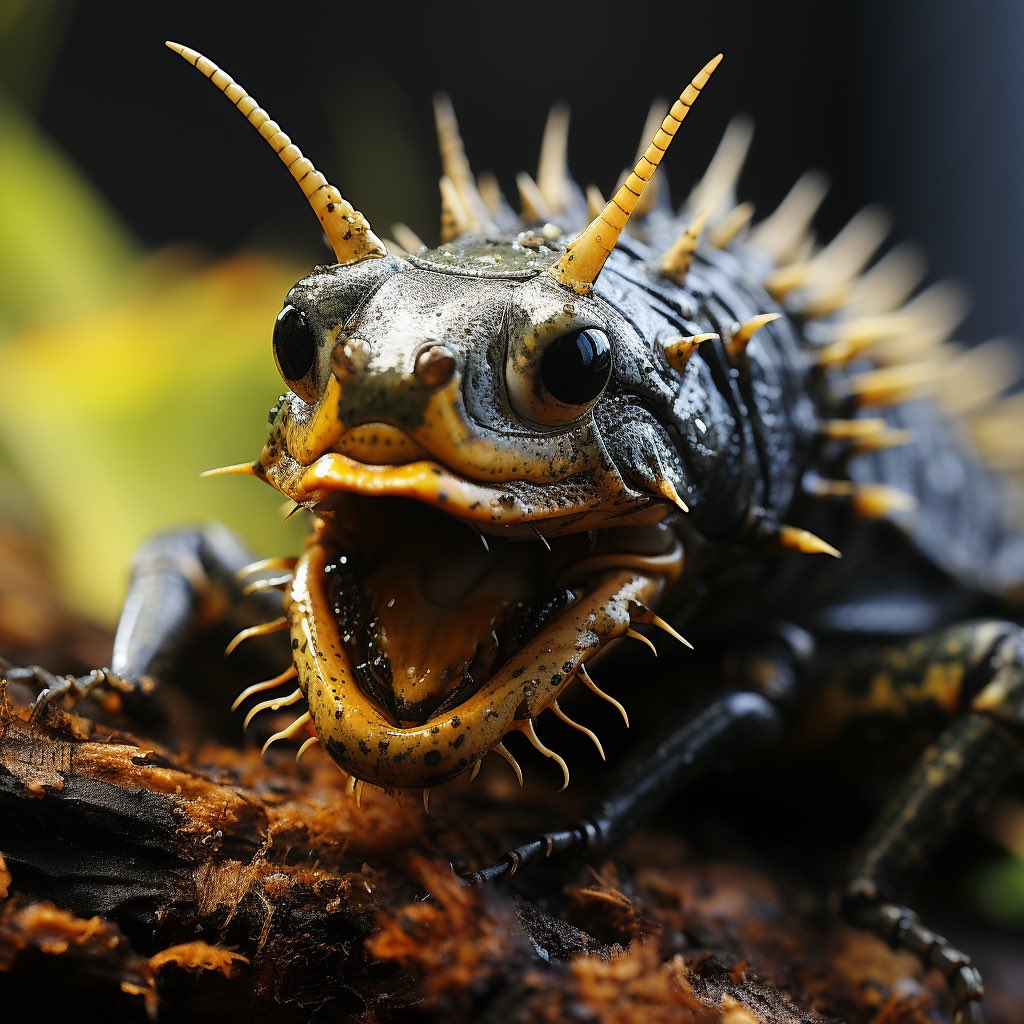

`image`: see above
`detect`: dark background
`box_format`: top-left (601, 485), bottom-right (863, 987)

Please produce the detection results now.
top-left (6, 1), bottom-right (1024, 342)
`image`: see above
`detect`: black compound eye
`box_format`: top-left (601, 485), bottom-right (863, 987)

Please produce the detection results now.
top-left (273, 304), bottom-right (315, 387)
top-left (540, 328), bottom-right (612, 406)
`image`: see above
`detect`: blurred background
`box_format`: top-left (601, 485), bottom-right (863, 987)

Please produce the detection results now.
top-left (9, 0), bottom-right (1023, 324)
top-left (0, 0), bottom-right (1022, 931)
top-left (4, 0), bottom-right (1023, 617)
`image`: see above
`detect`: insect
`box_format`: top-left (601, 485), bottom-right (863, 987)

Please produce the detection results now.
top-left (12, 41), bottom-right (1024, 1023)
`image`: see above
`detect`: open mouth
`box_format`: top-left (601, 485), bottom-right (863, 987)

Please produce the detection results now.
top-left (320, 495), bottom-right (588, 726)
top-left (245, 407), bottom-right (686, 790)
top-left (284, 489), bottom-right (684, 790)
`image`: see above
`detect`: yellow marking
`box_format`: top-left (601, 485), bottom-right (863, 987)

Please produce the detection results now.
top-left (334, 423), bottom-right (430, 465)
top-left (660, 209), bottom-right (710, 285)
top-left (439, 174), bottom-right (471, 243)
top-left (232, 665), bottom-right (298, 712)
top-left (225, 616), bottom-right (289, 656)
top-left (778, 525), bottom-right (841, 558)
top-left (551, 700), bottom-right (606, 761)
top-left (516, 172), bottom-right (550, 223)
top-left (709, 201), bottom-right (755, 249)
top-left (663, 332), bottom-right (718, 373)
top-left (537, 102), bottom-right (572, 213)
top-left (244, 687), bottom-right (302, 731)
top-left (921, 663), bottom-right (965, 716)
top-left (201, 461), bottom-right (257, 478)
top-left (432, 93), bottom-right (492, 233)
top-left (747, 169), bottom-right (828, 261)
top-left (727, 313), bottom-right (781, 361)
top-left (493, 742), bottom-right (524, 786)
top-left (802, 652), bottom-right (967, 748)
top-left (296, 448), bottom-right (668, 536)
top-left (522, 718), bottom-right (570, 791)
top-left (579, 664), bottom-right (629, 728)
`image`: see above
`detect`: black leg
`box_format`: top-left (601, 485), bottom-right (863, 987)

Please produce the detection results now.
top-left (838, 621), bottom-right (1024, 1024)
top-left (465, 625), bottom-right (810, 885)
top-left (5, 524), bottom-right (286, 721)
top-left (466, 659), bottom-right (796, 885)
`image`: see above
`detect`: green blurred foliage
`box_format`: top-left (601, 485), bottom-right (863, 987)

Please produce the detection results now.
top-left (966, 800), bottom-right (1024, 928)
top-left (968, 855), bottom-right (1024, 928)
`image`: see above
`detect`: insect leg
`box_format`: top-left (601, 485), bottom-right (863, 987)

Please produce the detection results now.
top-left (13, 525), bottom-right (285, 720)
top-left (836, 620), bottom-right (1024, 1024)
top-left (466, 626), bottom-right (809, 884)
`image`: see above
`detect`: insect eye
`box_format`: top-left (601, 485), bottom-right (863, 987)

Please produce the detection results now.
top-left (273, 304), bottom-right (316, 397)
top-left (540, 328), bottom-right (612, 406)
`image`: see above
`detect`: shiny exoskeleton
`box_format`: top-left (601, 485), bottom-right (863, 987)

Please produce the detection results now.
top-left (13, 44), bottom-right (1024, 1023)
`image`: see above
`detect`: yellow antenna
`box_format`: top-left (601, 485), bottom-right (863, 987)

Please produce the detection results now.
top-left (165, 42), bottom-right (387, 265)
top-left (549, 54), bottom-right (723, 294)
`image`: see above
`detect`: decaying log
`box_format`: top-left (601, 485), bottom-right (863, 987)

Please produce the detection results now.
top-left (1, 679), bottom-right (1011, 1024)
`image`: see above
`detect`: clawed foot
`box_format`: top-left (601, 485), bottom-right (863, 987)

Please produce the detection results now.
top-left (2, 664), bottom-right (153, 723)
top-left (843, 885), bottom-right (986, 1024)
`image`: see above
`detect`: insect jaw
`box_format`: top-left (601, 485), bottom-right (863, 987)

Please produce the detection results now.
top-left (286, 520), bottom-right (681, 790)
